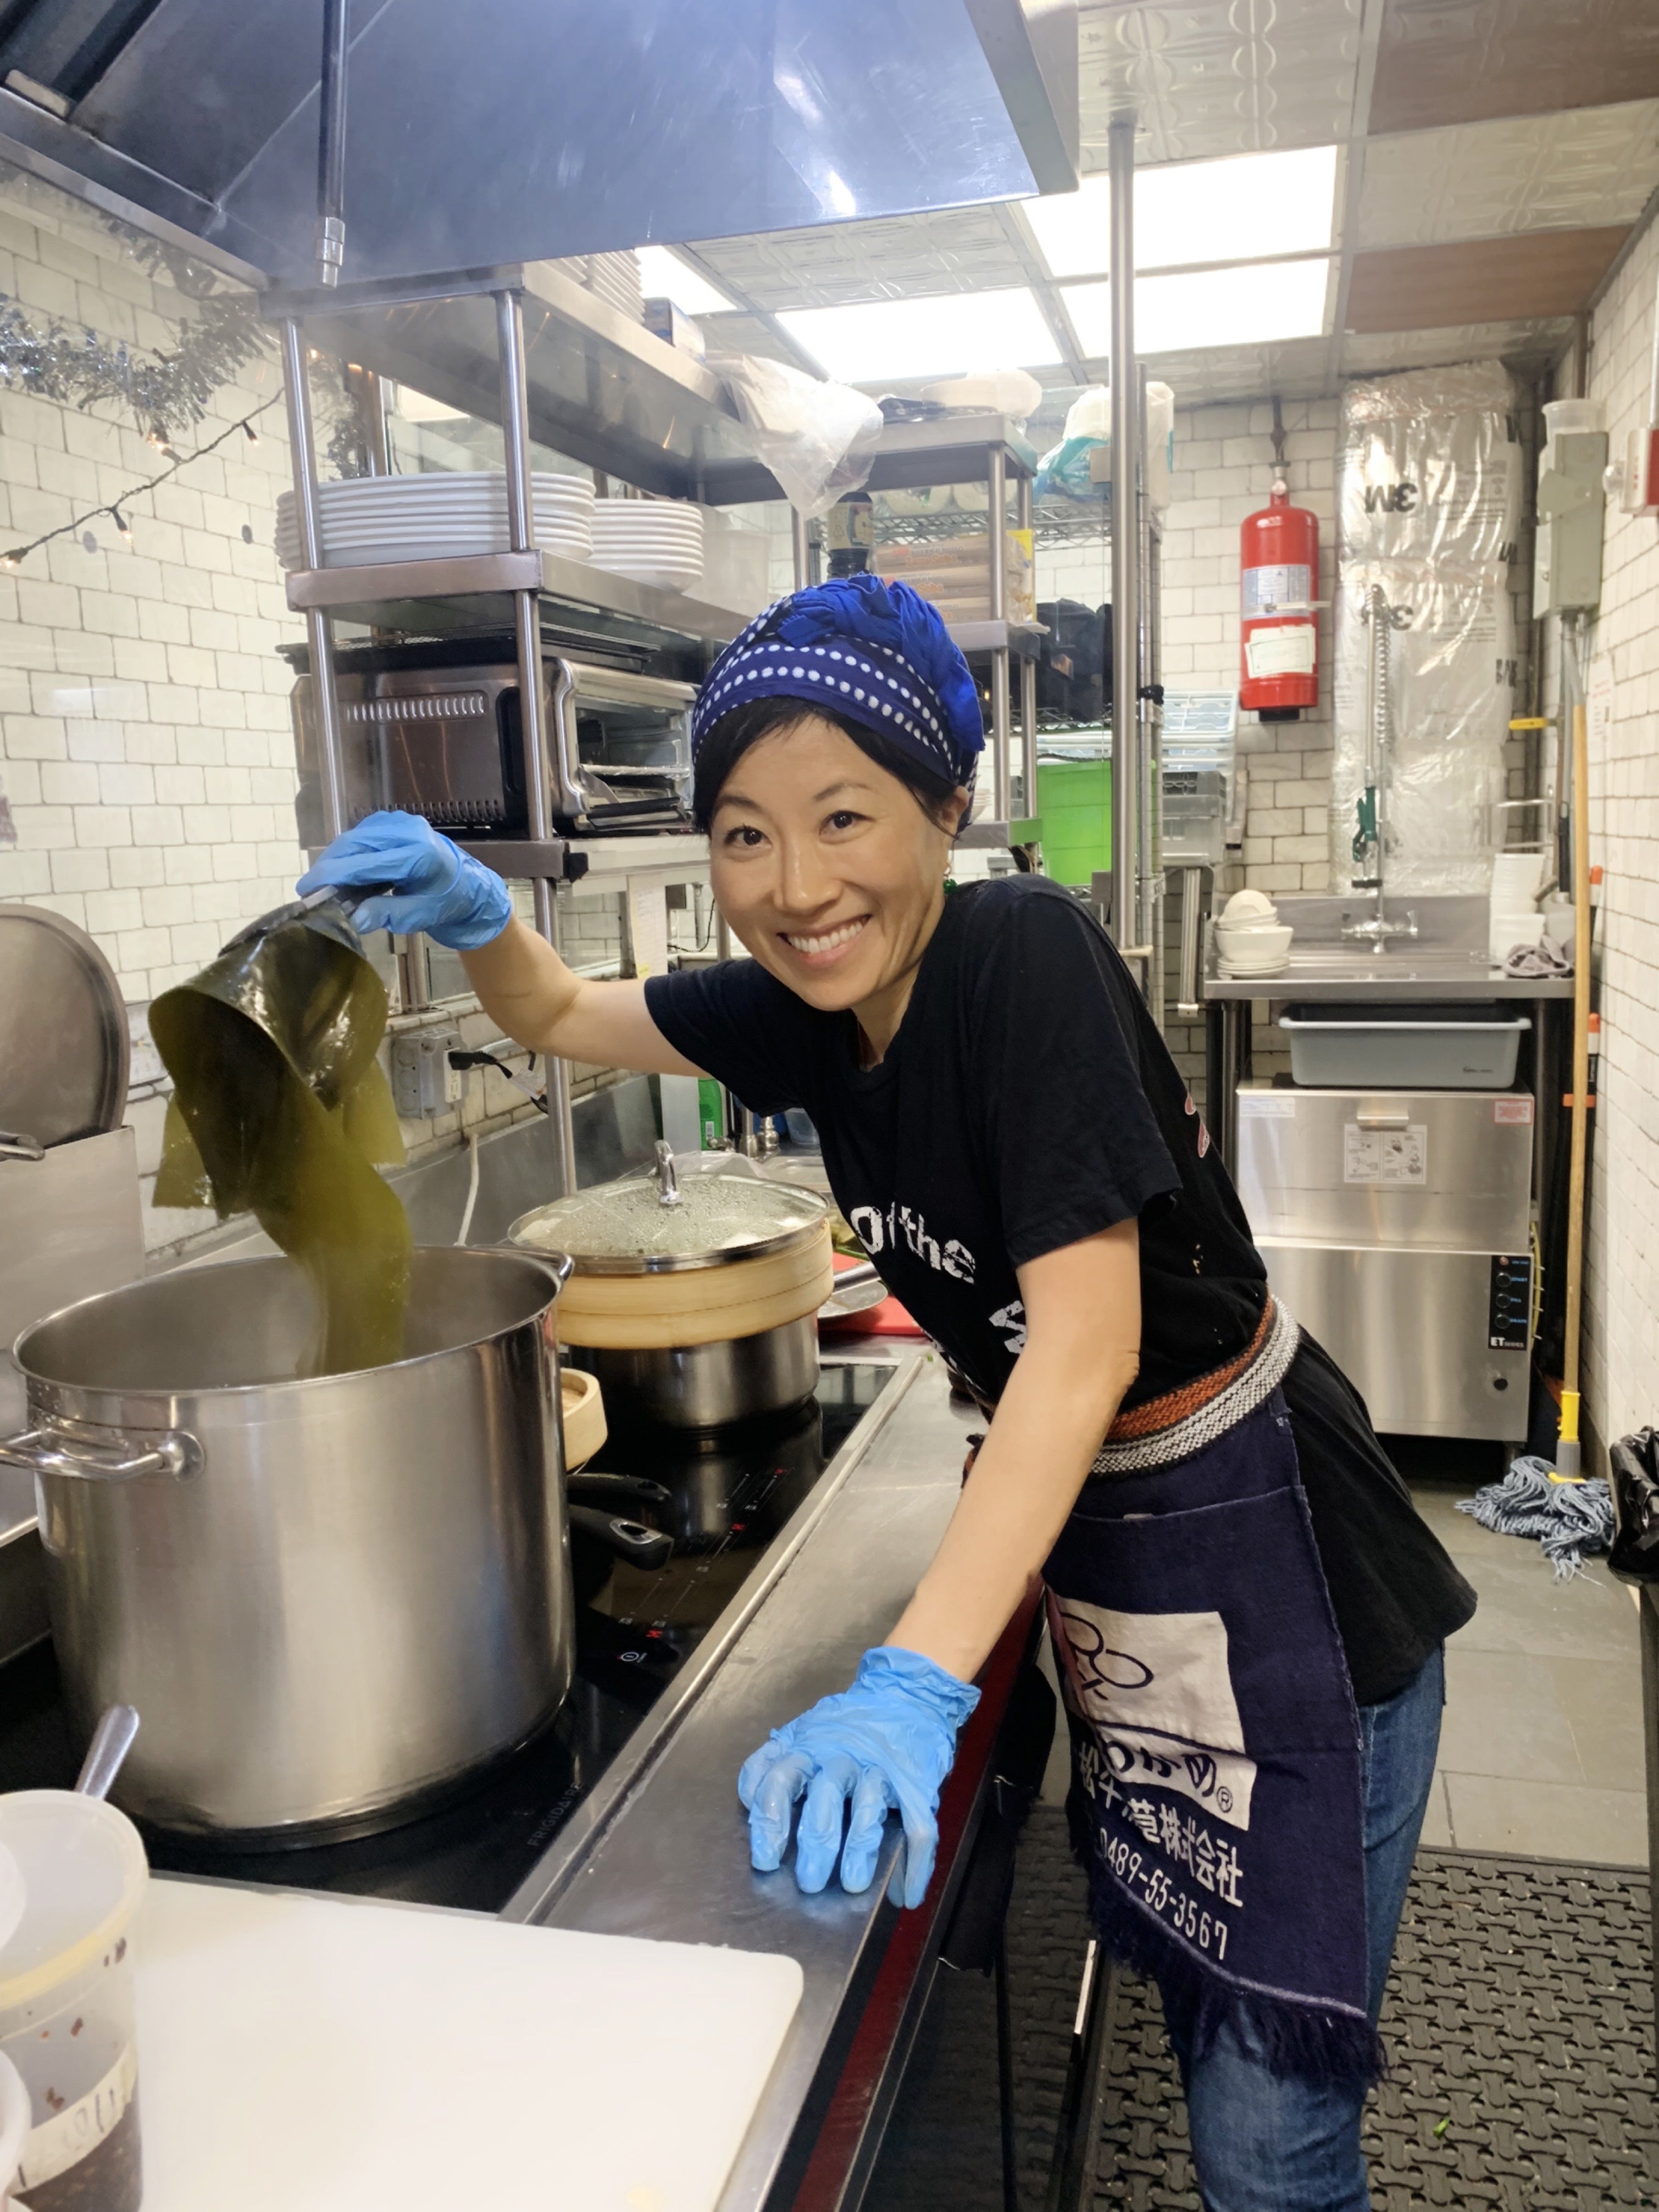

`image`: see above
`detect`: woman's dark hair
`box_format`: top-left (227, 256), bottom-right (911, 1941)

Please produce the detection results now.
top-left (691, 698), bottom-right (963, 834)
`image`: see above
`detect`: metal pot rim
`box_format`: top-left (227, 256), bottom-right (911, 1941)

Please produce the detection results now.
top-left (13, 1246), bottom-right (568, 1405)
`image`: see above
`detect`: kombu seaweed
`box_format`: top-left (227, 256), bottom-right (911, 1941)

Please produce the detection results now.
top-left (151, 903), bottom-right (412, 1376)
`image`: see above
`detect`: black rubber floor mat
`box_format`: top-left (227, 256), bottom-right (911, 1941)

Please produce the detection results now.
top-left (862, 1818), bottom-right (1657, 2212)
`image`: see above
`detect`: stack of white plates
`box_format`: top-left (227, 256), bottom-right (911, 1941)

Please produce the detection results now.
top-left (589, 500), bottom-right (704, 592)
top-left (275, 472), bottom-right (595, 571)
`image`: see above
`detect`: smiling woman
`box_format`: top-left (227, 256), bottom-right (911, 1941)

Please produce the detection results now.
top-left (297, 575), bottom-right (1478, 2212)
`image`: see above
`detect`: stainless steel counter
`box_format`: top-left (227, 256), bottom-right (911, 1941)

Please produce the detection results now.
top-left (508, 1349), bottom-right (982, 2211)
top-left (1201, 895), bottom-right (1573, 1173)
top-left (1203, 945), bottom-right (1573, 1003)
top-left (1202, 893), bottom-right (1574, 1004)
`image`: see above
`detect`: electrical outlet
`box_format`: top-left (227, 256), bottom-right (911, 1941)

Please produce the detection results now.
top-left (391, 1026), bottom-right (462, 1118)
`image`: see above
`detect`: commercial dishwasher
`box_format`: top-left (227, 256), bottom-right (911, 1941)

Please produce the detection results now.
top-left (1235, 1084), bottom-right (1535, 1442)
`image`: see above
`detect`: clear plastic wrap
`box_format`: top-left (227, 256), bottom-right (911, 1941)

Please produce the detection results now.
top-left (1332, 363), bottom-right (1523, 895)
top-left (713, 353), bottom-right (884, 519)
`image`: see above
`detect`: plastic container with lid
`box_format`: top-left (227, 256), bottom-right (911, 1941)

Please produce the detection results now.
top-left (0, 1792), bottom-right (148, 2212)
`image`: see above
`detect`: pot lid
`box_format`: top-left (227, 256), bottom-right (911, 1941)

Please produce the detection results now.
top-left (510, 1142), bottom-right (826, 1274)
top-left (0, 905), bottom-right (129, 1152)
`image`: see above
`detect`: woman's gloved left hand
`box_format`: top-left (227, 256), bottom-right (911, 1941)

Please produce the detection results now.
top-left (738, 1646), bottom-right (980, 1909)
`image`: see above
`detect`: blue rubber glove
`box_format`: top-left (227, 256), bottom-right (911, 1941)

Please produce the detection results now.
top-left (297, 812), bottom-right (513, 950)
top-left (738, 1647), bottom-right (980, 1910)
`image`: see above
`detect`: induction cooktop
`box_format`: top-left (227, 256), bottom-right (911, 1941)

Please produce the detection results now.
top-left (0, 1361), bottom-right (897, 1915)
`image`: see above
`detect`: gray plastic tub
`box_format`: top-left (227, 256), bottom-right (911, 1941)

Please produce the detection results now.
top-left (1278, 1003), bottom-right (1531, 1090)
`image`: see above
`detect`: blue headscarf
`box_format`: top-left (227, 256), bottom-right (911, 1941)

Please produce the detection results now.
top-left (691, 575), bottom-right (985, 793)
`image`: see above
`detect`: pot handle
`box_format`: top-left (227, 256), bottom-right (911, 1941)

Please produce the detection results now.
top-left (568, 1505), bottom-right (673, 1571)
top-left (0, 1427), bottom-right (200, 1482)
top-left (523, 1250), bottom-right (575, 1294)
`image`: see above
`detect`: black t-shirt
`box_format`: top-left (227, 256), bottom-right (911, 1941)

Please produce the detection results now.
top-left (645, 875), bottom-right (1474, 1701)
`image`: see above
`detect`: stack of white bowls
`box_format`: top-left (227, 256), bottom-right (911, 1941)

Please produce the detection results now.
top-left (276, 471), bottom-right (595, 570)
top-left (1489, 849), bottom-right (1546, 963)
top-left (589, 499), bottom-right (704, 592)
top-left (1214, 888), bottom-right (1294, 977)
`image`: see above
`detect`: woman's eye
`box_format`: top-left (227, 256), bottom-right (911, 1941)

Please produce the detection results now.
top-left (723, 824), bottom-right (766, 849)
top-left (825, 810), bottom-right (863, 832)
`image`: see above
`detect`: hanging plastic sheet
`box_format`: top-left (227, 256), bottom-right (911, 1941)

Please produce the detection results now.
top-left (1332, 363), bottom-right (1523, 896)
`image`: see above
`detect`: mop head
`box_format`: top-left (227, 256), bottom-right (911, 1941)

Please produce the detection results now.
top-left (1456, 1455), bottom-right (1615, 1580)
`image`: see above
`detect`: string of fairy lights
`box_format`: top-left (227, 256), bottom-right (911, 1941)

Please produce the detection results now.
top-left (0, 390), bottom-right (285, 571)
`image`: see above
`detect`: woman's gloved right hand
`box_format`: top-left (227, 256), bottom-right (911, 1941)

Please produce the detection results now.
top-left (297, 812), bottom-right (513, 950)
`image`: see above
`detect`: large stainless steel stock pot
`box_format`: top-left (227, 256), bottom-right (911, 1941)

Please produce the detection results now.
top-left (509, 1144), bottom-right (833, 1429)
top-left (1, 1247), bottom-right (577, 1840)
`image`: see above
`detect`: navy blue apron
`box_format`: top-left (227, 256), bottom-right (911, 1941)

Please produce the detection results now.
top-left (1044, 1366), bottom-right (1382, 2089)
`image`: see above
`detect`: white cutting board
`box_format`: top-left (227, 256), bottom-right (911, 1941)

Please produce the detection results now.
top-left (132, 1876), bottom-right (802, 2212)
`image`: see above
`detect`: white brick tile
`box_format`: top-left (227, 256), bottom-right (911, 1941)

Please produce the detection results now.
top-left (109, 847), bottom-right (166, 888)
top-left (50, 846), bottom-right (110, 894)
top-left (40, 762), bottom-right (100, 807)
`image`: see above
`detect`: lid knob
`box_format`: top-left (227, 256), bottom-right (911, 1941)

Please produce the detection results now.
top-left (652, 1139), bottom-right (684, 1209)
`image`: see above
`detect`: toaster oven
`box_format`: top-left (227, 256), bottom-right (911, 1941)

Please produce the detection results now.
top-left (292, 655), bottom-right (695, 842)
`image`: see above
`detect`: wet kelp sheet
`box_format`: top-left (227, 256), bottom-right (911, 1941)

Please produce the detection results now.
top-left (151, 905), bottom-right (412, 1375)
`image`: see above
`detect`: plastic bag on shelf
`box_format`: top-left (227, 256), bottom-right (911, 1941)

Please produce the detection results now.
top-left (1035, 382), bottom-right (1174, 508)
top-left (713, 353), bottom-right (884, 520)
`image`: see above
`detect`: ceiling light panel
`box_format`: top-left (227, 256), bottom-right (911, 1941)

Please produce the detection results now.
top-left (634, 246), bottom-right (733, 316)
top-left (1024, 146), bottom-right (1339, 279)
top-left (1138, 146), bottom-right (1339, 269)
top-left (777, 289), bottom-right (1063, 382)
top-left (1078, 0), bottom-right (1362, 169)
top-left (1356, 100), bottom-right (1659, 251)
top-left (1061, 258), bottom-right (1331, 355)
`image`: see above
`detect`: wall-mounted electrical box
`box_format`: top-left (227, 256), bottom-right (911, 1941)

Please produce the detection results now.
top-left (1534, 402), bottom-right (1608, 614)
top-left (391, 1026), bottom-right (463, 1118)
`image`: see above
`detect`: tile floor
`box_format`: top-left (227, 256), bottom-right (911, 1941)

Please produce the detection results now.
top-left (1407, 1473), bottom-right (1648, 1865)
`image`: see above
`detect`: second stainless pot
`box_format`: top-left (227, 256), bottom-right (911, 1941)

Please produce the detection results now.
top-left (570, 1315), bottom-right (819, 1430)
top-left (511, 1144), bottom-right (833, 1429)
top-left (2, 1248), bottom-right (578, 1839)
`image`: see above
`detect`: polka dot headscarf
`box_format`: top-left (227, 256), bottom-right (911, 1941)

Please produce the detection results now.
top-left (691, 575), bottom-right (984, 795)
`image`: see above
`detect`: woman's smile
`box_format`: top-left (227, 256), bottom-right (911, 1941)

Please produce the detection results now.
top-left (779, 915), bottom-right (870, 966)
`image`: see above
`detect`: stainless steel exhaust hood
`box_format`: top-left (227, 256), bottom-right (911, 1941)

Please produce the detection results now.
top-left (0, 0), bottom-right (1077, 285)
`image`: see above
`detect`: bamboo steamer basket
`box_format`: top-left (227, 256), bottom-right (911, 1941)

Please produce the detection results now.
top-left (509, 1146), bottom-right (833, 1426)
top-left (560, 1367), bottom-right (608, 1467)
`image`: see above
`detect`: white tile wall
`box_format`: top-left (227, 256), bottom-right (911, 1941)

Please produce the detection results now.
top-left (0, 184), bottom-right (599, 1256)
top-left (1571, 208), bottom-right (1659, 1464)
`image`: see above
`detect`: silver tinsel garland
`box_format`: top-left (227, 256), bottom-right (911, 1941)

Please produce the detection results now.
top-left (0, 289), bottom-right (270, 443)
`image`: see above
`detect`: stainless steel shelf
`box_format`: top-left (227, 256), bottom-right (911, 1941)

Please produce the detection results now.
top-left (700, 413), bottom-right (1040, 508)
top-left (265, 262), bottom-right (753, 504)
top-left (285, 548), bottom-right (746, 647)
top-left (958, 820), bottom-right (1013, 848)
top-left (948, 618), bottom-right (1044, 659)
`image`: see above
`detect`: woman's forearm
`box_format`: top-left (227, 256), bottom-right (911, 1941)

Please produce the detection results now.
top-left (887, 1220), bottom-right (1142, 1684)
top-left (460, 920), bottom-right (581, 1049)
top-left (887, 1341), bottom-right (1137, 1682)
top-left (460, 919), bottom-right (703, 1075)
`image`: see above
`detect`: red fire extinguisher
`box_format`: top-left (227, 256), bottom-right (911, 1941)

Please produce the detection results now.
top-left (1239, 481), bottom-right (1318, 721)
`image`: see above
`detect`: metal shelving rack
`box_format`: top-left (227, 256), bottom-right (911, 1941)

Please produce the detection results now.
top-left (270, 268), bottom-right (1040, 1187)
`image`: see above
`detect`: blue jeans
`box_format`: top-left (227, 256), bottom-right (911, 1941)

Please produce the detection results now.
top-left (1165, 1646), bottom-right (1444, 2212)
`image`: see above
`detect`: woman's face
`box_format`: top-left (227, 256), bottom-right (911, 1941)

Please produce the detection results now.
top-left (707, 716), bottom-right (967, 1020)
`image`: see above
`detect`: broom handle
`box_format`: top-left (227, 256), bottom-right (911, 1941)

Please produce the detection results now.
top-left (1562, 698), bottom-right (1592, 1413)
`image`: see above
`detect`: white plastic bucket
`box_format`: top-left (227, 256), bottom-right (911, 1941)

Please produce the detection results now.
top-left (0, 1793), bottom-right (148, 2212)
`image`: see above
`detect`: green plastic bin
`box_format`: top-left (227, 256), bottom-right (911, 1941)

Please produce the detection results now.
top-left (1036, 757), bottom-right (1113, 887)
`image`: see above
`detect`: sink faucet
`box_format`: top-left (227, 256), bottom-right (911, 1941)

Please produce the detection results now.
top-left (1344, 585), bottom-right (1417, 943)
